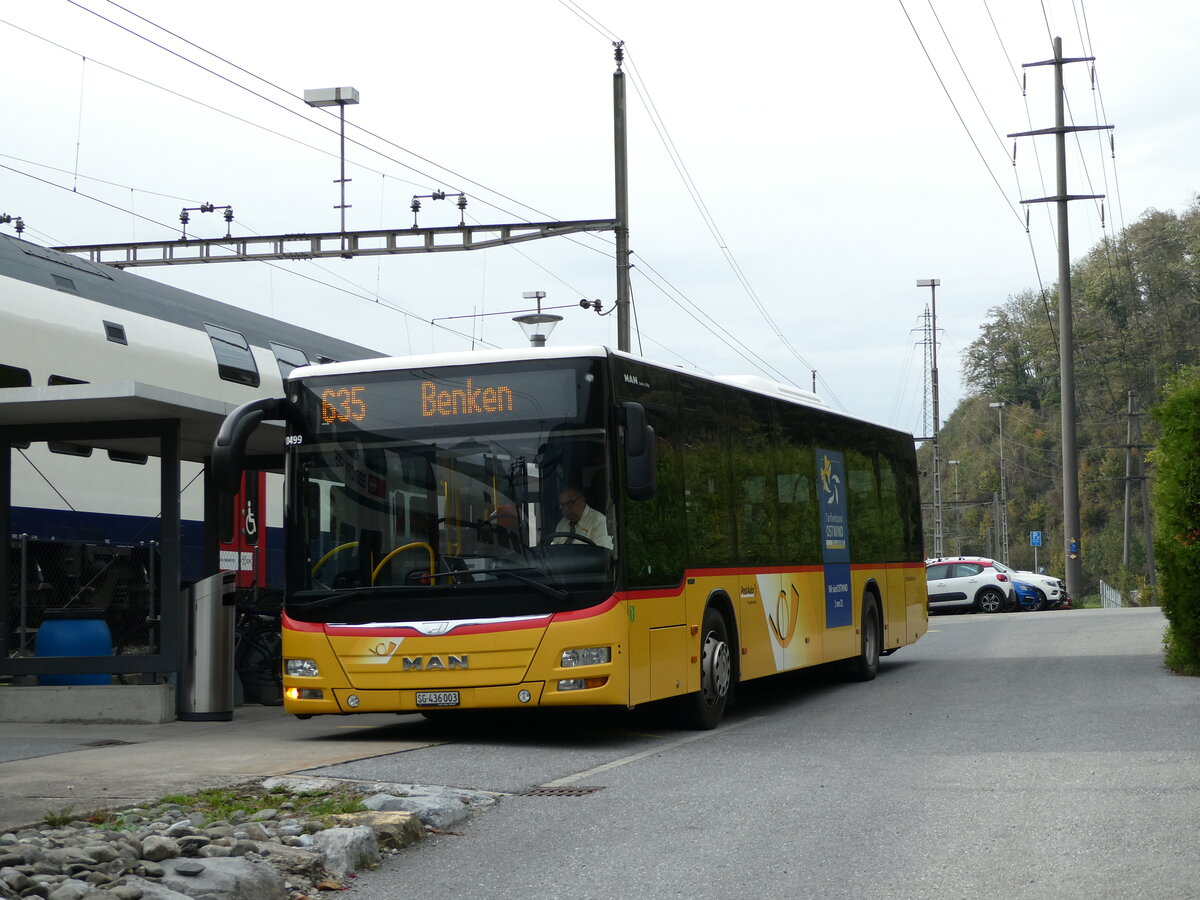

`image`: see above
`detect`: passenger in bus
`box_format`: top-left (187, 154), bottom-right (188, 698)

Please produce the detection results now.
top-left (552, 485), bottom-right (612, 549)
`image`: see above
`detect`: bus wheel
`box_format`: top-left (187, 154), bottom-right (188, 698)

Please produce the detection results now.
top-left (677, 607), bottom-right (731, 730)
top-left (846, 596), bottom-right (880, 682)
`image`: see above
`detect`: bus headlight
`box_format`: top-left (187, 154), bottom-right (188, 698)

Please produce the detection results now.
top-left (561, 646), bottom-right (611, 667)
top-left (285, 658), bottom-right (320, 677)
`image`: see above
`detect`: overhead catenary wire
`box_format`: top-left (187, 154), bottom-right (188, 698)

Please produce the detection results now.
top-left (0, 158), bottom-right (504, 351)
top-left (896, 0), bottom-right (1026, 229)
top-left (622, 47), bottom-right (817, 388)
top-left (22, 3), bottom-right (806, 391)
top-left (6, 0), bottom-right (1137, 434)
top-left (64, 1), bottom-right (559, 227)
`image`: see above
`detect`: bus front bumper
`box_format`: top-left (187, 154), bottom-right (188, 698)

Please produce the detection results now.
top-left (283, 675), bottom-right (620, 715)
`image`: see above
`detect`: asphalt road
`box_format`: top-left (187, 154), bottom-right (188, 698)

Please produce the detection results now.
top-left (306, 607), bottom-right (1197, 899)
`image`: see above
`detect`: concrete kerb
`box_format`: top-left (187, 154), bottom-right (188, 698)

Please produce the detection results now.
top-left (0, 706), bottom-right (450, 835)
top-left (0, 684), bottom-right (176, 724)
top-left (260, 774), bottom-right (505, 831)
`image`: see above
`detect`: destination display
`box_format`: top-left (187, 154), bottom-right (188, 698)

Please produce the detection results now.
top-left (305, 367), bottom-right (584, 433)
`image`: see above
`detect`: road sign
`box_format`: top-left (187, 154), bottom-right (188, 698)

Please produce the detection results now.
top-left (1030, 531), bottom-right (1042, 547)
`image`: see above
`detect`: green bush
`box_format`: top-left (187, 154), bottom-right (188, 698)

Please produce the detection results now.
top-left (1149, 367), bottom-right (1200, 674)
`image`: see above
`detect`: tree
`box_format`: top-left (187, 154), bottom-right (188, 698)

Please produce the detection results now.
top-left (938, 198), bottom-right (1200, 600)
top-left (1149, 366), bottom-right (1200, 674)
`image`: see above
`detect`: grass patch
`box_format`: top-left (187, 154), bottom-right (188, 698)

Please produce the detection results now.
top-left (42, 806), bottom-right (76, 827)
top-left (43, 783), bottom-right (371, 830)
top-left (157, 784), bottom-right (368, 825)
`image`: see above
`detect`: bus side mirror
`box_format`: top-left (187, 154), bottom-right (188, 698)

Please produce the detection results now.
top-left (212, 397), bottom-right (297, 495)
top-left (618, 401), bottom-right (656, 501)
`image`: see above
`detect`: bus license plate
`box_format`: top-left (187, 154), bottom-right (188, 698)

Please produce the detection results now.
top-left (416, 691), bottom-right (460, 707)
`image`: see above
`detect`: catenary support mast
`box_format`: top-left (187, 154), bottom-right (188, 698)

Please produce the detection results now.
top-left (613, 42), bottom-right (632, 353)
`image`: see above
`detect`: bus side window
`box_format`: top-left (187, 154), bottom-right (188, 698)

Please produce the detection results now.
top-left (680, 377), bottom-right (736, 568)
top-left (619, 365), bottom-right (685, 588)
top-left (846, 447), bottom-right (883, 562)
top-left (731, 390), bottom-right (779, 566)
top-left (775, 404), bottom-right (821, 566)
top-left (878, 452), bottom-right (904, 560)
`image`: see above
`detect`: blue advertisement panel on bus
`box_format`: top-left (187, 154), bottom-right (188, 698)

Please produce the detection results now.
top-left (817, 448), bottom-right (853, 628)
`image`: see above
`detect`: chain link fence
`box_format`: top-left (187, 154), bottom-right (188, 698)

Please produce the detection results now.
top-left (7, 535), bottom-right (161, 657)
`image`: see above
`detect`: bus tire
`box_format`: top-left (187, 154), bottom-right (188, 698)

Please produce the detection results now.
top-left (846, 595), bottom-right (881, 682)
top-left (675, 607), bottom-right (732, 730)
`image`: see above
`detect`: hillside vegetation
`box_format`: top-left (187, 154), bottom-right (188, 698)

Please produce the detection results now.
top-left (920, 194), bottom-right (1200, 609)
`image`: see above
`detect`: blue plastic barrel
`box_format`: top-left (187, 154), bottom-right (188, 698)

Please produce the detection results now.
top-left (36, 608), bottom-right (113, 686)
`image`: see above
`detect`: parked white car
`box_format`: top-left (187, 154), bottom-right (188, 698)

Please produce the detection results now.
top-left (925, 557), bottom-right (1017, 613)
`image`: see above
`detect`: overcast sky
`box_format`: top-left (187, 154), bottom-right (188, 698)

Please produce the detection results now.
top-left (3, 0), bottom-right (1197, 434)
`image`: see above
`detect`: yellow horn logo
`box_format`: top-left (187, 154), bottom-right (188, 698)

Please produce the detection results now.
top-left (768, 585), bottom-right (801, 648)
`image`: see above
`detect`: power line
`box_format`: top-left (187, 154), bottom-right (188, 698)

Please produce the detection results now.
top-left (896, 0), bottom-right (1025, 227)
top-left (623, 48), bottom-right (815, 385)
top-left (64, 1), bottom-right (563, 227)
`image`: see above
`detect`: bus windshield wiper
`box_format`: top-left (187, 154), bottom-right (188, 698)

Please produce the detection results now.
top-left (291, 588), bottom-right (385, 611)
top-left (419, 566), bottom-right (569, 602)
top-left (485, 568), bottom-right (569, 602)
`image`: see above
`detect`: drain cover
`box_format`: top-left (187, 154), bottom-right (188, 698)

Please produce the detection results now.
top-left (86, 740), bottom-right (133, 748)
top-left (520, 786), bottom-right (605, 797)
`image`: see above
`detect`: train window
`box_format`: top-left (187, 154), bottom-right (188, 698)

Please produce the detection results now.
top-left (204, 324), bottom-right (260, 387)
top-left (108, 450), bottom-right (149, 465)
top-left (104, 321), bottom-right (128, 345)
top-left (1, 366), bottom-right (32, 447)
top-left (52, 274), bottom-right (78, 293)
top-left (0, 364), bottom-right (31, 388)
top-left (49, 442), bottom-right (93, 457)
top-left (270, 342), bottom-right (311, 379)
top-left (47, 375), bottom-right (93, 456)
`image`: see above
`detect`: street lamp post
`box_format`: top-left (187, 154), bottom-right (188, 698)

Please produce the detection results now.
top-left (303, 86), bottom-right (360, 237)
top-left (989, 401), bottom-right (1009, 564)
top-left (513, 291), bottom-right (563, 347)
top-left (917, 279), bottom-right (942, 557)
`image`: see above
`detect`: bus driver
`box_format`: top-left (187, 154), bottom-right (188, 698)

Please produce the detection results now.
top-left (552, 486), bottom-right (612, 549)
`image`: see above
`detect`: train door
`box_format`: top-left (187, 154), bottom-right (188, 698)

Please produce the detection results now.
top-left (219, 471), bottom-right (267, 589)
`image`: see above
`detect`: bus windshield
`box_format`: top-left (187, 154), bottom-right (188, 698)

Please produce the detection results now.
top-left (286, 360), bottom-right (615, 622)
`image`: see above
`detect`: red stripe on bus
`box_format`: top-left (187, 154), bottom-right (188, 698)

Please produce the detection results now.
top-left (550, 594), bottom-right (622, 622)
top-left (283, 612), bottom-right (325, 632)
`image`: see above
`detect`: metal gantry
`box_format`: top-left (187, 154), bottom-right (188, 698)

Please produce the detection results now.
top-left (52, 220), bottom-right (618, 268)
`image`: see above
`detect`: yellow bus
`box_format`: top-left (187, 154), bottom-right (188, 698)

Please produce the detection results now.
top-left (218, 346), bottom-right (927, 728)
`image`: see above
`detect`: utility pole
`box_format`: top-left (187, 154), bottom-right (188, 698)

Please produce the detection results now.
top-left (613, 42), bottom-right (632, 353)
top-left (917, 279), bottom-right (943, 557)
top-left (992, 492), bottom-right (1002, 560)
top-left (948, 459), bottom-right (961, 555)
top-left (1121, 391), bottom-right (1158, 586)
top-left (990, 401), bottom-right (1009, 564)
top-left (1008, 37), bottom-right (1112, 600)
top-left (1123, 390), bottom-right (1135, 569)
top-left (1137, 407), bottom-right (1156, 585)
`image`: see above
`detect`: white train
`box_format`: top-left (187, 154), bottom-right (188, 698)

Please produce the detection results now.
top-left (0, 233), bottom-right (381, 611)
